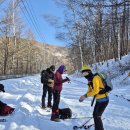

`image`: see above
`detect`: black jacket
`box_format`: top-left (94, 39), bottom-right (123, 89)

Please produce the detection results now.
top-left (41, 68), bottom-right (54, 85)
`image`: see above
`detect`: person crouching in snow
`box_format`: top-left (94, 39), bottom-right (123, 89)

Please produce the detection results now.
top-left (0, 84), bottom-right (15, 116)
top-left (51, 65), bottom-right (70, 122)
top-left (79, 65), bottom-right (109, 130)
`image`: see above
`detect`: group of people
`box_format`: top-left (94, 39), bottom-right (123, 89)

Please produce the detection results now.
top-left (41, 65), bottom-right (70, 122)
top-left (41, 64), bottom-right (109, 130)
top-left (0, 64), bottom-right (109, 130)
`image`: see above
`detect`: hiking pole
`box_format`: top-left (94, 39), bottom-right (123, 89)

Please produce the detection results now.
top-left (73, 117), bottom-right (93, 130)
top-left (84, 124), bottom-right (94, 130)
top-left (70, 116), bottom-right (92, 120)
top-left (91, 95), bottom-right (96, 107)
top-left (84, 118), bottom-right (105, 130)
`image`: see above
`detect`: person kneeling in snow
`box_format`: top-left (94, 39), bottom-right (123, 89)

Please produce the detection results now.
top-left (0, 84), bottom-right (14, 116)
top-left (51, 65), bottom-right (70, 122)
top-left (79, 65), bottom-right (109, 130)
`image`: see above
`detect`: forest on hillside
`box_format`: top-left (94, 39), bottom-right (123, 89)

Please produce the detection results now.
top-left (46, 0), bottom-right (130, 70)
top-left (0, 0), bottom-right (130, 75)
top-left (0, 0), bottom-right (67, 75)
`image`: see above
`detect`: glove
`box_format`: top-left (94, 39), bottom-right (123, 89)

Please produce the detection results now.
top-left (79, 94), bottom-right (87, 102)
top-left (66, 77), bottom-right (70, 81)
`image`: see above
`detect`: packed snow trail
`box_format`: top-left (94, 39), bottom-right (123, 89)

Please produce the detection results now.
top-left (0, 75), bottom-right (130, 130)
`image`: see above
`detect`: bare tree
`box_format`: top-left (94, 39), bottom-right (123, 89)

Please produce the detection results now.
top-left (52, 0), bottom-right (130, 71)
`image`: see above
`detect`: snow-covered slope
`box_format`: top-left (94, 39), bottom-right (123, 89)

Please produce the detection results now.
top-left (0, 54), bottom-right (130, 130)
top-left (0, 73), bottom-right (130, 130)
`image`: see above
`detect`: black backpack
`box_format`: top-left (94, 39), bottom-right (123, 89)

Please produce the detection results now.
top-left (59, 108), bottom-right (72, 120)
top-left (41, 70), bottom-right (46, 84)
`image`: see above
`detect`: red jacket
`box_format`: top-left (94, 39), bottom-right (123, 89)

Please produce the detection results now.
top-left (53, 71), bottom-right (67, 91)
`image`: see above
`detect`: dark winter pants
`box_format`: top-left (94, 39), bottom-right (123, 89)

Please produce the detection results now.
top-left (52, 90), bottom-right (60, 114)
top-left (93, 100), bottom-right (109, 130)
top-left (42, 85), bottom-right (52, 107)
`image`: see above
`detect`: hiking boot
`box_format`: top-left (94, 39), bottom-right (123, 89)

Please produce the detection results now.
top-left (51, 112), bottom-right (60, 122)
top-left (41, 106), bottom-right (46, 109)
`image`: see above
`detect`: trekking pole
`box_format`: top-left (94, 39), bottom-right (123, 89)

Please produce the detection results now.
top-left (84, 124), bottom-right (94, 130)
top-left (70, 116), bottom-right (93, 120)
top-left (73, 117), bottom-right (93, 130)
top-left (91, 95), bottom-right (96, 107)
top-left (84, 118), bottom-right (105, 130)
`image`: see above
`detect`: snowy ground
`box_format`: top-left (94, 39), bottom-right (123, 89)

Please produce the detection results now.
top-left (0, 73), bottom-right (130, 130)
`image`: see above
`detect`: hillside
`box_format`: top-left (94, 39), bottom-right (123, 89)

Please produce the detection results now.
top-left (36, 42), bottom-right (74, 72)
top-left (0, 37), bottom-right (73, 75)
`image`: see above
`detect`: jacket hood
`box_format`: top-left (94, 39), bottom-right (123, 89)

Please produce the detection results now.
top-left (57, 65), bottom-right (65, 74)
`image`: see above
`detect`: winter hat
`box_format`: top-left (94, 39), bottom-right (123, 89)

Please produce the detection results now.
top-left (0, 84), bottom-right (5, 92)
top-left (57, 65), bottom-right (66, 74)
top-left (50, 65), bottom-right (55, 71)
top-left (81, 65), bottom-right (91, 73)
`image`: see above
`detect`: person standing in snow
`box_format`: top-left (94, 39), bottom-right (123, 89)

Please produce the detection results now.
top-left (79, 65), bottom-right (109, 130)
top-left (41, 65), bottom-right (55, 108)
top-left (51, 65), bottom-right (70, 122)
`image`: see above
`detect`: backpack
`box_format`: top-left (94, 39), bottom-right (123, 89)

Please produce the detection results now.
top-left (41, 70), bottom-right (46, 84)
top-left (59, 108), bottom-right (72, 120)
top-left (0, 105), bottom-right (15, 116)
top-left (95, 73), bottom-right (113, 94)
top-left (91, 73), bottom-right (113, 107)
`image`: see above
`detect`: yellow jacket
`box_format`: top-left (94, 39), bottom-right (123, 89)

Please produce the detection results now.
top-left (86, 75), bottom-right (108, 99)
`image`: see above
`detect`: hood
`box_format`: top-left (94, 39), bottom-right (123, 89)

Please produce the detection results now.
top-left (57, 65), bottom-right (65, 74)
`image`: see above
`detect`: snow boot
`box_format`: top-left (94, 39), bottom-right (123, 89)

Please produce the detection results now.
top-left (51, 112), bottom-right (60, 122)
